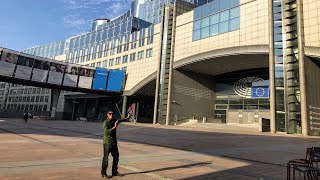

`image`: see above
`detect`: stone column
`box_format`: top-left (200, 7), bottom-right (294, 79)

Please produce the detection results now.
top-left (50, 89), bottom-right (61, 118)
top-left (297, 0), bottom-right (308, 136)
top-left (269, 0), bottom-right (276, 133)
top-left (135, 102), bottom-right (139, 123)
top-left (121, 96), bottom-right (128, 119)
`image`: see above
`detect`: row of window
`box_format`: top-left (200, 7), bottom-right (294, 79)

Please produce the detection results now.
top-left (272, 0), bottom-right (286, 119)
top-left (138, 0), bottom-right (164, 24)
top-left (6, 104), bottom-right (48, 111)
top-left (9, 88), bottom-right (50, 95)
top-left (8, 96), bottom-right (49, 103)
top-left (194, 0), bottom-right (240, 20)
top-left (67, 35), bottom-right (154, 64)
top-left (24, 41), bottom-right (65, 59)
top-left (193, 7), bottom-right (240, 41)
top-left (85, 48), bottom-right (153, 68)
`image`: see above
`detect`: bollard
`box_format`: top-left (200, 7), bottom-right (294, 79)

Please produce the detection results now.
top-left (202, 117), bottom-right (207, 123)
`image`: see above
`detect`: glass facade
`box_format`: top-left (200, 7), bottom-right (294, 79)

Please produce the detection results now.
top-left (215, 69), bottom-right (269, 123)
top-left (23, 0), bottom-right (157, 67)
top-left (193, 0), bottom-right (240, 41)
top-left (23, 41), bottom-right (65, 59)
top-left (272, 0), bottom-right (286, 132)
top-left (134, 0), bottom-right (170, 24)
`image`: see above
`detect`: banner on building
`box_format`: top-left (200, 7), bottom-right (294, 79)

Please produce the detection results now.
top-left (106, 69), bottom-right (125, 92)
top-left (127, 103), bottom-right (135, 116)
top-left (63, 65), bottom-right (80, 87)
top-left (251, 86), bottom-right (269, 99)
top-left (48, 71), bottom-right (63, 85)
top-left (0, 49), bottom-right (18, 77)
top-left (78, 76), bottom-right (93, 89)
top-left (92, 67), bottom-right (109, 90)
top-left (32, 68), bottom-right (48, 82)
top-left (15, 66), bottom-right (33, 80)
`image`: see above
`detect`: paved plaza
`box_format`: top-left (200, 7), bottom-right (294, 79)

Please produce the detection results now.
top-left (0, 119), bottom-right (320, 180)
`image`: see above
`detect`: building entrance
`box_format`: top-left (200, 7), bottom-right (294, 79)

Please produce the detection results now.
top-left (214, 68), bottom-right (270, 125)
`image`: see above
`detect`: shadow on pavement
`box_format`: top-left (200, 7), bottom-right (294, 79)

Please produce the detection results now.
top-left (0, 118), bottom-right (319, 179)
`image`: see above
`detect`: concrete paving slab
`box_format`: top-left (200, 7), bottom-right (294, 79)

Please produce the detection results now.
top-left (0, 118), bottom-right (319, 179)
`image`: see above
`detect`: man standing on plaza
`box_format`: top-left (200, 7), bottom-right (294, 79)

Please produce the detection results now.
top-left (101, 110), bottom-right (130, 178)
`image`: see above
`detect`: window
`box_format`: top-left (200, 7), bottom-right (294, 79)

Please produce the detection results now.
top-left (230, 7), bottom-right (239, 19)
top-left (192, 5), bottom-right (240, 41)
top-left (146, 48), bottom-right (153, 58)
top-left (221, 0), bottom-right (230, 9)
top-left (103, 60), bottom-right (108, 67)
top-left (115, 57), bottom-right (121, 65)
top-left (131, 32), bottom-right (137, 49)
top-left (219, 21), bottom-right (229, 33)
top-left (109, 58), bottom-right (114, 66)
top-left (193, 20), bottom-right (201, 30)
top-left (193, 29), bottom-right (201, 41)
top-left (109, 40), bottom-right (115, 56)
top-left (98, 45), bottom-right (103, 58)
top-left (201, 27), bottom-right (210, 38)
top-left (130, 53), bottom-right (136, 62)
top-left (138, 51), bottom-right (144, 60)
top-left (110, 48), bottom-right (115, 56)
top-left (90, 63), bottom-right (95, 67)
top-left (147, 25), bottom-right (154, 45)
top-left (97, 62), bottom-right (101, 67)
top-left (194, 6), bottom-right (202, 20)
top-left (219, 10), bottom-right (230, 22)
top-left (210, 0), bottom-right (220, 13)
top-left (123, 36), bottom-right (130, 52)
top-left (139, 29), bottom-right (145, 47)
top-left (230, 0), bottom-right (240, 7)
top-left (229, 17), bottom-right (240, 31)
top-left (104, 42), bottom-right (109, 57)
top-left (201, 4), bottom-right (210, 17)
top-left (210, 24), bottom-right (219, 36)
top-left (210, 14), bottom-right (219, 25)
top-left (201, 17), bottom-right (210, 28)
top-left (122, 55), bottom-right (128, 64)
top-left (117, 45), bottom-right (122, 54)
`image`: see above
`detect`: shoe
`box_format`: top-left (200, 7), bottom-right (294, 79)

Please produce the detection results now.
top-left (101, 172), bottom-right (108, 178)
top-left (112, 172), bottom-right (123, 177)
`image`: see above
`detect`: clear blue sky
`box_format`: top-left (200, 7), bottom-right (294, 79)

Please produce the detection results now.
top-left (0, 0), bottom-right (131, 51)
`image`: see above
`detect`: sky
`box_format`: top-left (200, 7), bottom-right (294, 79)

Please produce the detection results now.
top-left (0, 0), bottom-right (131, 51)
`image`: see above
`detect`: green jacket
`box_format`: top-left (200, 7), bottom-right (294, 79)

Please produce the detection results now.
top-left (103, 118), bottom-right (117, 145)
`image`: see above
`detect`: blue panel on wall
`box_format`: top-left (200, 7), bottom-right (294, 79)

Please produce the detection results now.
top-left (251, 86), bottom-right (269, 99)
top-left (92, 67), bottom-right (109, 90)
top-left (107, 69), bottom-right (125, 92)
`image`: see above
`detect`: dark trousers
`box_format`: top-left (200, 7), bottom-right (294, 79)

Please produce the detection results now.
top-left (101, 144), bottom-right (119, 174)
